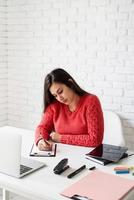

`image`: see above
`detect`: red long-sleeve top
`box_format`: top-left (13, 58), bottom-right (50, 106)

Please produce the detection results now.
top-left (35, 94), bottom-right (104, 147)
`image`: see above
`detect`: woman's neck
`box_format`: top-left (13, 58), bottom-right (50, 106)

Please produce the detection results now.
top-left (68, 94), bottom-right (80, 112)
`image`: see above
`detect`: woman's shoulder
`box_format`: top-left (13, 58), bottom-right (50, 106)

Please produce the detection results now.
top-left (83, 93), bottom-right (100, 103)
top-left (81, 94), bottom-right (102, 111)
top-left (81, 94), bottom-right (101, 109)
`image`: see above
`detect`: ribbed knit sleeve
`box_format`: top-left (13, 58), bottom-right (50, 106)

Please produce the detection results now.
top-left (60, 96), bottom-right (104, 147)
top-left (35, 105), bottom-right (54, 144)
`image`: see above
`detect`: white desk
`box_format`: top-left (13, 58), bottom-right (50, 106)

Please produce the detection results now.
top-left (0, 126), bottom-right (134, 200)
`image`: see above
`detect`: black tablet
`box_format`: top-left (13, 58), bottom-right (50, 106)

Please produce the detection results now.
top-left (86, 144), bottom-right (128, 162)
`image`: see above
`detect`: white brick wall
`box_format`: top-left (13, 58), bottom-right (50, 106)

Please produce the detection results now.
top-left (0, 0), bottom-right (134, 149)
top-left (0, 0), bottom-right (7, 126)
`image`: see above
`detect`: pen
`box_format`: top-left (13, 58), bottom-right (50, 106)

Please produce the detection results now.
top-left (44, 139), bottom-right (50, 145)
top-left (54, 144), bottom-right (57, 156)
top-left (67, 165), bottom-right (86, 178)
top-left (89, 166), bottom-right (96, 170)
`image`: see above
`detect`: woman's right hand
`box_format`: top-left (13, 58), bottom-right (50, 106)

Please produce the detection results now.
top-left (37, 139), bottom-right (53, 151)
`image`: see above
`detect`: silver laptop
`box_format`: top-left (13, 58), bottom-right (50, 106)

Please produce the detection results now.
top-left (0, 131), bottom-right (45, 178)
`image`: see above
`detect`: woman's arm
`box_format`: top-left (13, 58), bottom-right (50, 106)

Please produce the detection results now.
top-left (60, 96), bottom-right (104, 147)
top-left (35, 106), bottom-right (54, 145)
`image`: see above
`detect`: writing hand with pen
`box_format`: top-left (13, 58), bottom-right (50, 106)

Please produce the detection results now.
top-left (38, 131), bottom-right (61, 151)
top-left (38, 139), bottom-right (53, 151)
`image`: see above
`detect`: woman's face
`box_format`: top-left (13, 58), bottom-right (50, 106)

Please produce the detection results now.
top-left (49, 82), bottom-right (75, 105)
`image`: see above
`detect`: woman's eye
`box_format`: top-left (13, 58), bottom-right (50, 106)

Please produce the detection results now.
top-left (58, 90), bottom-right (63, 94)
top-left (53, 89), bottom-right (63, 98)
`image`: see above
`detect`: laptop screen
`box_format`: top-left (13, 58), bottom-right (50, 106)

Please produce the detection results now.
top-left (0, 131), bottom-right (45, 178)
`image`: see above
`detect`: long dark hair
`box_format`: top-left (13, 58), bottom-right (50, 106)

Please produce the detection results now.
top-left (43, 68), bottom-right (88, 111)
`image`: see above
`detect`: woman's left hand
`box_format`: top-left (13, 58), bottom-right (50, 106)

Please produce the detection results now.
top-left (50, 131), bottom-right (61, 142)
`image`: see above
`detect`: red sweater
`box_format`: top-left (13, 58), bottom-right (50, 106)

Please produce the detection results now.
top-left (35, 94), bottom-right (104, 147)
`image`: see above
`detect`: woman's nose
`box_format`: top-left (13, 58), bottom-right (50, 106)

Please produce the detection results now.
top-left (58, 94), bottom-right (64, 101)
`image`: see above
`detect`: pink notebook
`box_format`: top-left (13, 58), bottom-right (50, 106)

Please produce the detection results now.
top-left (61, 170), bottom-right (134, 200)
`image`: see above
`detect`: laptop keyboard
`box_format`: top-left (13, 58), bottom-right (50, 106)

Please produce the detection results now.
top-left (20, 164), bottom-right (32, 175)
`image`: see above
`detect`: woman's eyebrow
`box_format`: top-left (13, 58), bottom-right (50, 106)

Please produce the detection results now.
top-left (52, 88), bottom-right (61, 96)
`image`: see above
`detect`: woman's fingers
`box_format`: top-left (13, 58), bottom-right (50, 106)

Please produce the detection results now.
top-left (38, 139), bottom-right (53, 151)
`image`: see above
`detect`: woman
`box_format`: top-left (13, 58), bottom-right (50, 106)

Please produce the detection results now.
top-left (35, 68), bottom-right (104, 151)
